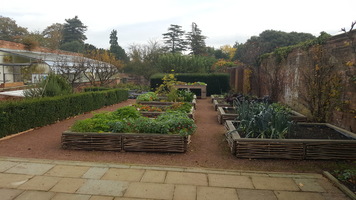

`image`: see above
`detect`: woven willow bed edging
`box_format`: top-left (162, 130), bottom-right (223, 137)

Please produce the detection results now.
top-left (61, 131), bottom-right (190, 153)
top-left (138, 96), bottom-right (197, 109)
top-left (212, 99), bottom-right (231, 111)
top-left (218, 107), bottom-right (307, 124)
top-left (224, 120), bottom-right (356, 160)
top-left (140, 106), bottom-right (195, 119)
top-left (211, 95), bottom-right (224, 103)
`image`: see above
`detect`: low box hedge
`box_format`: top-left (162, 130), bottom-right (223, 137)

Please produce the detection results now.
top-left (0, 89), bottom-right (128, 138)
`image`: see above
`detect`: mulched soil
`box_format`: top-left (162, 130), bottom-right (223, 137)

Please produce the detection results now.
top-left (287, 125), bottom-right (355, 140)
top-left (0, 98), bottom-right (353, 173)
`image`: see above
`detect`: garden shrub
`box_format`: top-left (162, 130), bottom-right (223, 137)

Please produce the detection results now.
top-left (84, 87), bottom-right (110, 92)
top-left (0, 89), bottom-right (128, 138)
top-left (24, 74), bottom-right (73, 98)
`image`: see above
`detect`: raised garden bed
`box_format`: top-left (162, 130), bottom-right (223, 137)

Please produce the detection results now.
top-left (224, 120), bottom-right (356, 160)
top-left (62, 106), bottom-right (196, 153)
top-left (133, 103), bottom-right (195, 119)
top-left (62, 131), bottom-right (190, 153)
top-left (212, 99), bottom-right (231, 111)
top-left (217, 107), bottom-right (307, 124)
top-left (139, 98), bottom-right (197, 109)
top-left (217, 107), bottom-right (237, 124)
top-left (140, 106), bottom-right (195, 119)
top-left (211, 95), bottom-right (224, 103)
top-left (174, 84), bottom-right (207, 99)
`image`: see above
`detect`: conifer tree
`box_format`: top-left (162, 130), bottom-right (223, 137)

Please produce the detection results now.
top-left (162, 24), bottom-right (188, 54)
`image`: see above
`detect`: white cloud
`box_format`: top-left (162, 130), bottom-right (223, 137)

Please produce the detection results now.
top-left (1, 0), bottom-right (355, 49)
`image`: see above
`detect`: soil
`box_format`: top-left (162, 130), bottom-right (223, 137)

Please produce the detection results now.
top-left (0, 98), bottom-right (354, 173)
top-left (331, 171), bottom-right (356, 193)
top-left (222, 107), bottom-right (237, 114)
top-left (231, 121), bottom-right (355, 140)
top-left (287, 125), bottom-right (355, 140)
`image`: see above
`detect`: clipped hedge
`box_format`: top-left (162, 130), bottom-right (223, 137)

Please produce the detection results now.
top-left (0, 89), bottom-right (128, 138)
top-left (150, 73), bottom-right (230, 96)
top-left (83, 87), bottom-right (110, 92)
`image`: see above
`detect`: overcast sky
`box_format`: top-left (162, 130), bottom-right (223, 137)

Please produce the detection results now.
top-left (1, 0), bottom-right (355, 50)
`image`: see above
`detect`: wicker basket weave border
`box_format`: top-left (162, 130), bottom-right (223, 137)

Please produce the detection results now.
top-left (62, 131), bottom-right (190, 153)
top-left (224, 121), bottom-right (356, 160)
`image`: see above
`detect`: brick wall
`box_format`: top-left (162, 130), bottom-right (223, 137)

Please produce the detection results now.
top-left (257, 31), bottom-right (356, 132)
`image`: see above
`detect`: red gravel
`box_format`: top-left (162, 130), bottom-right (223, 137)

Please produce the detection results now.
top-left (0, 98), bottom-right (347, 173)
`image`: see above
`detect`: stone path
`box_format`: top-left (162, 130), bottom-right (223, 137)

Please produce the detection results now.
top-left (0, 156), bottom-right (350, 200)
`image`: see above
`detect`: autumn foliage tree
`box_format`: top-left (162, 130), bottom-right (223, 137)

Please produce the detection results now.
top-left (0, 16), bottom-right (28, 42)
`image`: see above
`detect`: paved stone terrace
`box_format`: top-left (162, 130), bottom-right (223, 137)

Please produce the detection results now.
top-left (0, 157), bottom-right (349, 200)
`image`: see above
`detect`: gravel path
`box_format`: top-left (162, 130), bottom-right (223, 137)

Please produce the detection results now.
top-left (0, 98), bottom-right (343, 173)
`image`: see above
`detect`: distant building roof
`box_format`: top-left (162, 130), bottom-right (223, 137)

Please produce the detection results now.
top-left (0, 89), bottom-right (25, 97)
top-left (0, 48), bottom-right (87, 67)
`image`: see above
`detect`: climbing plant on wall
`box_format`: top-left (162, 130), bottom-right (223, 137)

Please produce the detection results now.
top-left (300, 45), bottom-right (343, 122)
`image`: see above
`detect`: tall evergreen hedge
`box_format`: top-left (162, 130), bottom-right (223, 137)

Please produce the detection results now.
top-left (0, 89), bottom-right (128, 138)
top-left (150, 73), bottom-right (230, 96)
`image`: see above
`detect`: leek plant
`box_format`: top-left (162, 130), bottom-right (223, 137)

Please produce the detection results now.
top-left (234, 100), bottom-right (293, 139)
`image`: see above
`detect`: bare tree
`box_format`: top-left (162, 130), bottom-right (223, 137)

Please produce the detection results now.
top-left (53, 55), bottom-right (85, 87)
top-left (126, 40), bottom-right (164, 81)
top-left (341, 21), bottom-right (356, 53)
top-left (84, 50), bottom-right (122, 86)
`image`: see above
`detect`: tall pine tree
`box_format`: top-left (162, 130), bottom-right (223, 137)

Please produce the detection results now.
top-left (162, 24), bottom-right (187, 54)
top-left (186, 22), bottom-right (207, 56)
top-left (109, 29), bottom-right (128, 62)
top-left (60, 16), bottom-right (87, 52)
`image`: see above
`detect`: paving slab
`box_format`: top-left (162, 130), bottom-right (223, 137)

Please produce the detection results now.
top-left (173, 185), bottom-right (196, 200)
top-left (236, 189), bottom-right (277, 200)
top-left (50, 177), bottom-right (86, 193)
top-left (141, 170), bottom-right (166, 183)
top-left (321, 192), bottom-right (350, 200)
top-left (114, 197), bottom-right (151, 200)
top-left (5, 162), bottom-right (54, 175)
top-left (89, 196), bottom-right (115, 200)
top-left (268, 173), bottom-right (323, 179)
top-left (208, 174), bottom-right (254, 189)
top-left (240, 172), bottom-right (269, 177)
top-left (274, 191), bottom-right (325, 200)
top-left (251, 176), bottom-right (300, 191)
top-left (77, 179), bottom-right (129, 196)
top-left (18, 175), bottom-right (60, 191)
top-left (294, 178), bottom-right (326, 192)
top-left (82, 167), bottom-right (109, 179)
top-left (51, 193), bottom-right (91, 200)
top-left (0, 173), bottom-right (33, 188)
top-left (45, 165), bottom-right (90, 178)
top-left (0, 161), bottom-right (19, 172)
top-left (0, 188), bottom-right (23, 200)
top-left (316, 178), bottom-right (345, 194)
top-left (197, 186), bottom-right (238, 200)
top-left (166, 171), bottom-right (208, 186)
top-left (14, 190), bottom-right (55, 200)
top-left (101, 168), bottom-right (144, 182)
top-left (0, 157), bottom-right (350, 200)
top-left (124, 182), bottom-right (174, 200)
